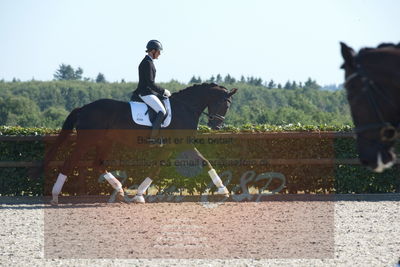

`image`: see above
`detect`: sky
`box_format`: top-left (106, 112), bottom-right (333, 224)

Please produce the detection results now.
top-left (0, 0), bottom-right (399, 86)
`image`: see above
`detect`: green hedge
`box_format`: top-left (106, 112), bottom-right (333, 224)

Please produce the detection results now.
top-left (0, 125), bottom-right (399, 196)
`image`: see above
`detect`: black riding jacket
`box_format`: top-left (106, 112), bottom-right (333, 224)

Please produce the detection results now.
top-left (133, 55), bottom-right (165, 97)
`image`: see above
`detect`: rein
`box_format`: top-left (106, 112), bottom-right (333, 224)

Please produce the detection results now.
top-left (345, 65), bottom-right (400, 142)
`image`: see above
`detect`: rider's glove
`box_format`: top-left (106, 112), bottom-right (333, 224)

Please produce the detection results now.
top-left (163, 89), bottom-right (171, 98)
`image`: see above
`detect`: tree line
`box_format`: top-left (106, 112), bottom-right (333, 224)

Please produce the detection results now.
top-left (0, 82), bottom-right (351, 129)
top-left (53, 64), bottom-right (108, 83)
top-left (5, 63), bottom-right (340, 90)
top-left (189, 74), bottom-right (324, 90)
top-left (0, 63), bottom-right (351, 128)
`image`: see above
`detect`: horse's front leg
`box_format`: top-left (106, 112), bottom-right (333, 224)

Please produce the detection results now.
top-left (192, 147), bottom-right (230, 197)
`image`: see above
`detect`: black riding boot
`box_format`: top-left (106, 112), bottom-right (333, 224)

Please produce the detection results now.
top-left (148, 111), bottom-right (165, 147)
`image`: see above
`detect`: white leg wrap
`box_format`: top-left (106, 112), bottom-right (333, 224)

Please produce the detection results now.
top-left (52, 173), bottom-right (67, 196)
top-left (137, 177), bottom-right (152, 195)
top-left (208, 169), bottom-right (224, 188)
top-left (104, 172), bottom-right (123, 191)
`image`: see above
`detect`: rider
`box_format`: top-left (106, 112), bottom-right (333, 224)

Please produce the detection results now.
top-left (131, 40), bottom-right (171, 143)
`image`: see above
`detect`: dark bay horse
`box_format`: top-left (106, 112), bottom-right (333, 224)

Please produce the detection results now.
top-left (340, 42), bottom-right (400, 172)
top-left (46, 83), bottom-right (238, 204)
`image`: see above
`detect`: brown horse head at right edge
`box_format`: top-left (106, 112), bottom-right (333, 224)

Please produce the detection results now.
top-left (340, 42), bottom-right (400, 172)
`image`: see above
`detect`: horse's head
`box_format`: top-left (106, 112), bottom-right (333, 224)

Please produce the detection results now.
top-left (206, 86), bottom-right (238, 130)
top-left (172, 83), bottom-right (238, 130)
top-left (340, 42), bottom-right (400, 172)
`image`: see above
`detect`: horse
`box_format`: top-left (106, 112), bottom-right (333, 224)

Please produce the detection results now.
top-left (45, 83), bottom-right (238, 205)
top-left (340, 42), bottom-right (400, 172)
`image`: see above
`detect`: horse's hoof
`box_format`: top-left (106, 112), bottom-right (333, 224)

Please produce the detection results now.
top-left (116, 190), bottom-right (126, 203)
top-left (216, 186), bottom-right (229, 197)
top-left (133, 195), bottom-right (145, 204)
top-left (50, 199), bottom-right (58, 206)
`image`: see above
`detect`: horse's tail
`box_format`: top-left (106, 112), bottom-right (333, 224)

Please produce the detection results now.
top-left (43, 108), bottom-right (81, 169)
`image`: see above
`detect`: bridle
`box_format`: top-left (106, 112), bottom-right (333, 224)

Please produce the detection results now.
top-left (170, 93), bottom-right (231, 123)
top-left (345, 64), bottom-right (400, 142)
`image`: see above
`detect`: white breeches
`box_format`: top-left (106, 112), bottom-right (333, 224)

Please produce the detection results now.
top-left (139, 94), bottom-right (167, 116)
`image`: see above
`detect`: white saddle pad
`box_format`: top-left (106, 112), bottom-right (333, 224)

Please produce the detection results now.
top-left (129, 98), bottom-right (172, 127)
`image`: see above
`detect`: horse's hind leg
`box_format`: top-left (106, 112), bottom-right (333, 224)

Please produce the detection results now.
top-left (132, 149), bottom-right (172, 204)
top-left (50, 136), bottom-right (92, 205)
top-left (93, 141), bottom-right (126, 203)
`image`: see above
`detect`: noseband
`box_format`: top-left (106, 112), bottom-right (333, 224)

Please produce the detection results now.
top-left (207, 97), bottom-right (231, 122)
top-left (345, 65), bottom-right (400, 142)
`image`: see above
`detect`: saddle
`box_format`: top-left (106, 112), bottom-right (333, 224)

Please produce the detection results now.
top-left (129, 94), bottom-right (172, 127)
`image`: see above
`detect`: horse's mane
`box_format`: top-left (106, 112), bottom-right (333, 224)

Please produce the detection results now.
top-left (377, 43), bottom-right (400, 49)
top-left (359, 42), bottom-right (400, 55)
top-left (172, 82), bottom-right (227, 97)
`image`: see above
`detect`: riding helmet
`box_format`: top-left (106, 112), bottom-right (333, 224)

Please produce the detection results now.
top-left (146, 40), bottom-right (163, 51)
